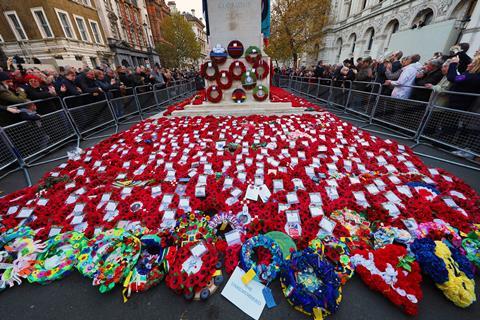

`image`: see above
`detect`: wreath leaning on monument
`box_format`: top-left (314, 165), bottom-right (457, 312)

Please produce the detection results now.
top-left (253, 59), bottom-right (270, 80)
top-left (206, 85), bottom-right (223, 103)
top-left (216, 70), bottom-right (233, 90)
top-left (245, 46), bottom-right (262, 64)
top-left (252, 85), bottom-right (269, 102)
top-left (241, 70), bottom-right (257, 90)
top-left (229, 60), bottom-right (247, 81)
top-left (227, 40), bottom-right (245, 59)
top-left (201, 61), bottom-right (219, 81)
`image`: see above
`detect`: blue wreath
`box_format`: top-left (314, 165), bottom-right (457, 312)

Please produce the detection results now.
top-left (280, 248), bottom-right (342, 316)
top-left (240, 235), bottom-right (283, 283)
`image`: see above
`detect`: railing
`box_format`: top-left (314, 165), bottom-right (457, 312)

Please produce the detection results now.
top-left (0, 79), bottom-right (196, 187)
top-left (279, 74), bottom-right (480, 170)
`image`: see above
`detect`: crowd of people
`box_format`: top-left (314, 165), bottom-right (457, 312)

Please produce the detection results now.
top-left (278, 43), bottom-right (480, 112)
top-left (0, 63), bottom-right (199, 126)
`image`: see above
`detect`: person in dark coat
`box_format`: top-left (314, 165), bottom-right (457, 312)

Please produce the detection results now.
top-left (314, 61), bottom-right (325, 78)
top-left (58, 70), bottom-right (82, 98)
top-left (411, 60), bottom-right (444, 102)
top-left (75, 69), bottom-right (103, 95)
top-left (23, 74), bottom-right (60, 114)
top-left (447, 55), bottom-right (480, 111)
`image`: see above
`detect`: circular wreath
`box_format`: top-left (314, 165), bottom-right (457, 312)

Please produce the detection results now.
top-left (28, 232), bottom-right (87, 284)
top-left (245, 46), bottom-right (262, 64)
top-left (0, 226), bottom-right (43, 290)
top-left (241, 71), bottom-right (257, 90)
top-left (210, 46), bottom-right (228, 65)
top-left (208, 212), bottom-right (245, 236)
top-left (201, 61), bottom-right (219, 81)
top-left (229, 60), bottom-right (247, 81)
top-left (280, 248), bottom-right (342, 317)
top-left (126, 234), bottom-right (171, 297)
top-left (227, 40), bottom-right (244, 59)
top-left (253, 59), bottom-right (270, 80)
top-left (232, 88), bottom-right (247, 104)
top-left (252, 85), bottom-right (269, 102)
top-left (462, 232), bottom-right (480, 269)
top-left (174, 213), bottom-right (216, 247)
top-left (92, 231), bottom-right (141, 293)
top-left (309, 237), bottom-right (354, 285)
top-left (240, 235), bottom-right (283, 283)
top-left (206, 85), bottom-right (223, 103)
top-left (165, 242), bottom-right (219, 299)
top-left (216, 70), bottom-right (233, 90)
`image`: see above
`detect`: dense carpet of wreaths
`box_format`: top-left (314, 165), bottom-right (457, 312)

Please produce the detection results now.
top-left (0, 87), bottom-right (479, 316)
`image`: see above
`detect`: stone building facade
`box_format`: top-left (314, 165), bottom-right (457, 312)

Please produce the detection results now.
top-left (95, 0), bottom-right (160, 68)
top-left (0, 0), bottom-right (110, 68)
top-left (314, 0), bottom-right (479, 65)
top-left (183, 10), bottom-right (208, 62)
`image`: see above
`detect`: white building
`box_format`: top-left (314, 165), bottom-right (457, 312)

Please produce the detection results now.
top-left (316, 0), bottom-right (479, 65)
top-left (183, 9), bottom-right (209, 61)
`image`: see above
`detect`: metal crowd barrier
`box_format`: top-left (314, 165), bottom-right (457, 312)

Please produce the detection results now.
top-left (278, 74), bottom-right (480, 170)
top-left (0, 80), bottom-right (197, 187)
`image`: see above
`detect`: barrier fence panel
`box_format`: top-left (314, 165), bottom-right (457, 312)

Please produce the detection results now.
top-left (316, 78), bottom-right (332, 104)
top-left (154, 85), bottom-right (170, 107)
top-left (370, 85), bottom-right (432, 138)
top-left (417, 90), bottom-right (480, 161)
top-left (279, 76), bottom-right (289, 88)
top-left (64, 93), bottom-right (117, 139)
top-left (109, 87), bottom-right (141, 123)
top-left (345, 82), bottom-right (382, 119)
top-left (135, 85), bottom-right (157, 114)
top-left (2, 98), bottom-right (78, 166)
top-left (329, 80), bottom-right (352, 110)
top-left (0, 129), bottom-right (21, 174)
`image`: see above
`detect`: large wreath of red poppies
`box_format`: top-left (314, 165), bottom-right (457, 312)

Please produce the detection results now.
top-left (216, 70), bottom-right (233, 90)
top-left (253, 59), bottom-right (270, 80)
top-left (201, 61), bottom-right (219, 81)
top-left (206, 85), bottom-right (223, 103)
top-left (229, 60), bottom-right (247, 81)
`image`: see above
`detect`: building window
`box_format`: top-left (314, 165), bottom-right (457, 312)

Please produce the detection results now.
top-left (365, 28), bottom-right (375, 51)
top-left (4, 11), bottom-right (28, 41)
top-left (55, 9), bottom-right (76, 39)
top-left (31, 7), bottom-right (54, 39)
top-left (89, 20), bottom-right (103, 44)
top-left (74, 15), bottom-right (91, 42)
top-left (361, 0), bottom-right (367, 10)
top-left (350, 33), bottom-right (357, 54)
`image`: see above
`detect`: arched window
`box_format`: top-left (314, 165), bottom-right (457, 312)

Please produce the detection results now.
top-left (412, 8), bottom-right (434, 28)
top-left (384, 19), bottom-right (399, 50)
top-left (349, 33), bottom-right (357, 55)
top-left (361, 0), bottom-right (367, 10)
top-left (336, 38), bottom-right (343, 62)
top-left (366, 28), bottom-right (375, 51)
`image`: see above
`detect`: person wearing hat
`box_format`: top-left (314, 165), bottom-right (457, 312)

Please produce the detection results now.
top-left (0, 71), bottom-right (28, 126)
top-left (23, 74), bottom-right (59, 114)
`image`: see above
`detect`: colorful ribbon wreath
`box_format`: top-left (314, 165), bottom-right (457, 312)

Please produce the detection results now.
top-left (252, 85), bottom-right (269, 102)
top-left (227, 40), bottom-right (244, 59)
top-left (206, 85), bottom-right (223, 103)
top-left (241, 71), bottom-right (257, 90)
top-left (92, 231), bottom-right (141, 293)
top-left (174, 213), bottom-right (216, 247)
top-left (253, 59), bottom-right (269, 80)
top-left (232, 88), bottom-right (247, 104)
top-left (280, 247), bottom-right (342, 318)
top-left (165, 242), bottom-right (220, 300)
top-left (240, 235), bottom-right (283, 283)
top-left (124, 234), bottom-right (171, 300)
top-left (216, 70), bottom-right (233, 90)
top-left (411, 238), bottom-right (476, 308)
top-left (229, 60), bottom-right (247, 81)
top-left (245, 46), bottom-right (262, 64)
top-left (462, 231), bottom-right (480, 268)
top-left (0, 226), bottom-right (44, 290)
top-left (28, 231), bottom-right (87, 284)
top-left (208, 212), bottom-right (245, 236)
top-left (201, 61), bottom-right (219, 81)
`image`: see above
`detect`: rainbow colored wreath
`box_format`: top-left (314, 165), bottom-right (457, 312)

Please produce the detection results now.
top-left (245, 46), bottom-right (262, 64)
top-left (227, 40), bottom-right (244, 59)
top-left (241, 70), bottom-right (257, 90)
top-left (0, 226), bottom-right (44, 290)
top-left (174, 213), bottom-right (216, 247)
top-left (240, 235), bottom-right (283, 283)
top-left (124, 234), bottom-right (171, 299)
top-left (462, 231), bottom-right (480, 268)
top-left (280, 247), bottom-right (342, 318)
top-left (201, 61), bottom-right (219, 81)
top-left (92, 231), bottom-right (141, 293)
top-left (206, 85), bottom-right (223, 103)
top-left (253, 59), bottom-right (270, 80)
top-left (252, 85), bottom-right (269, 102)
top-left (28, 231), bottom-right (87, 284)
top-left (216, 70), bottom-right (233, 90)
top-left (232, 88), bottom-right (247, 104)
top-left (411, 238), bottom-right (476, 308)
top-left (229, 60), bottom-right (247, 81)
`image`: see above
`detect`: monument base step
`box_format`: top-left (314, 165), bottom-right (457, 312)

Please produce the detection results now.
top-left (169, 101), bottom-right (301, 117)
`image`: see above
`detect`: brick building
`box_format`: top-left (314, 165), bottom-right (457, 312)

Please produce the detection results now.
top-left (0, 0), bottom-right (111, 68)
top-left (145, 0), bottom-right (170, 46)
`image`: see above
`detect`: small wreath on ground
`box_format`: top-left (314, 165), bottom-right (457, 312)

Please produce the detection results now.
top-left (280, 247), bottom-right (342, 318)
top-left (241, 70), bottom-right (257, 90)
top-left (92, 231), bottom-right (141, 293)
top-left (216, 70), bottom-right (233, 90)
top-left (232, 88), bottom-right (247, 104)
top-left (245, 46), bottom-right (262, 64)
top-left (240, 235), bottom-right (283, 283)
top-left (201, 61), bottom-right (219, 81)
top-left (208, 212), bottom-right (245, 236)
top-left (206, 85), bottom-right (223, 103)
top-left (174, 213), bottom-right (216, 247)
top-left (462, 231), bottom-right (480, 268)
top-left (253, 59), bottom-right (269, 80)
top-left (28, 231), bottom-right (87, 284)
top-left (229, 60), bottom-right (247, 81)
top-left (165, 242), bottom-right (220, 300)
top-left (227, 40), bottom-right (244, 59)
top-left (252, 85), bottom-right (269, 101)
